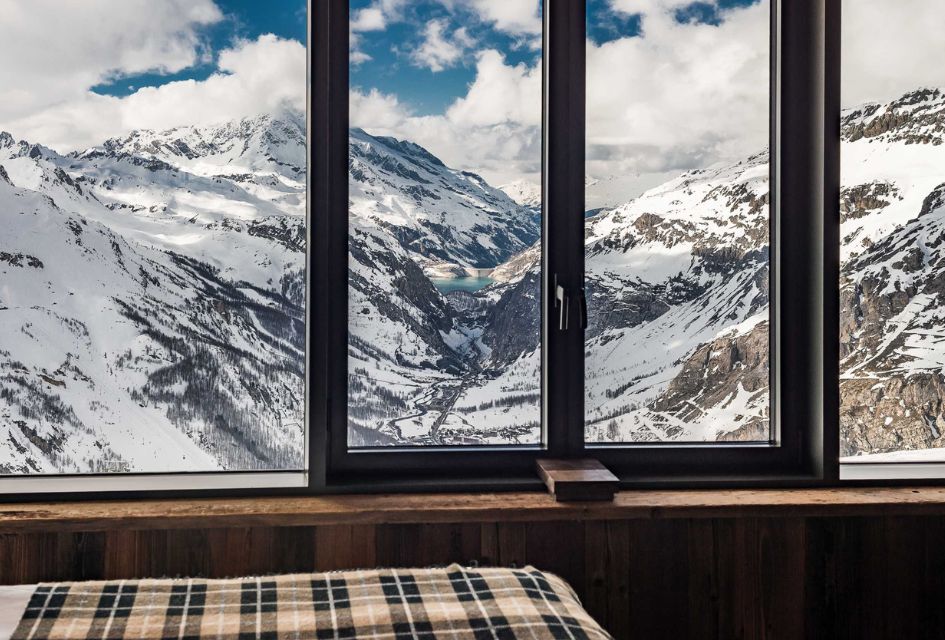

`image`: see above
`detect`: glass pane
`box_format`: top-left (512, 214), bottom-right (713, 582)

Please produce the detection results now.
top-left (348, 0), bottom-right (543, 447)
top-left (584, 0), bottom-right (771, 443)
top-left (0, 1), bottom-right (307, 473)
top-left (840, 0), bottom-right (945, 463)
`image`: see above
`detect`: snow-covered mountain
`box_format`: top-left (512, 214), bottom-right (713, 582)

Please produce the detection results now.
top-left (583, 86), bottom-right (945, 458)
top-left (4, 85), bottom-right (944, 468)
top-left (0, 113), bottom-right (543, 464)
top-left (0, 113), bottom-right (307, 473)
top-left (838, 87), bottom-right (945, 458)
top-left (350, 128), bottom-right (538, 274)
top-left (583, 151), bottom-right (771, 443)
top-left (499, 179), bottom-right (541, 208)
top-left (346, 130), bottom-right (541, 446)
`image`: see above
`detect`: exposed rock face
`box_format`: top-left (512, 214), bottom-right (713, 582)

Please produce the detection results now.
top-left (583, 147), bottom-right (772, 443)
top-left (653, 321), bottom-right (769, 439)
top-left (840, 374), bottom-right (945, 457)
top-left (841, 182), bottom-right (901, 223)
top-left (482, 271), bottom-right (540, 365)
top-left (835, 88), bottom-right (945, 458)
top-left (843, 88), bottom-right (945, 145)
top-left (583, 86), bottom-right (945, 453)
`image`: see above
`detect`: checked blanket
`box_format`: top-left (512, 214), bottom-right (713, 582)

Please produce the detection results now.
top-left (12, 564), bottom-right (612, 639)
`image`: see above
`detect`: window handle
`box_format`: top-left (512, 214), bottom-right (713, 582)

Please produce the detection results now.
top-left (556, 283), bottom-right (569, 331)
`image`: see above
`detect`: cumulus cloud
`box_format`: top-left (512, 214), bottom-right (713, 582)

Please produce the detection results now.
top-left (841, 0), bottom-right (945, 107)
top-left (351, 7), bottom-right (387, 31)
top-left (585, 0), bottom-right (770, 179)
top-left (2, 35), bottom-right (306, 151)
top-left (609, 0), bottom-right (696, 17)
top-left (351, 0), bottom-right (407, 31)
top-left (354, 0), bottom-right (771, 187)
top-left (411, 20), bottom-right (475, 72)
top-left (458, 0), bottom-right (542, 36)
top-left (350, 0), bottom-right (409, 62)
top-left (447, 50), bottom-right (541, 127)
top-left (0, 0), bottom-right (223, 125)
top-left (352, 49), bottom-right (542, 185)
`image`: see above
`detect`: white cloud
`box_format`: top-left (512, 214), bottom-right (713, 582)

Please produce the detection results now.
top-left (609, 0), bottom-right (696, 17)
top-left (411, 20), bottom-right (475, 72)
top-left (353, 0), bottom-right (771, 189)
top-left (351, 7), bottom-right (387, 31)
top-left (459, 0), bottom-right (542, 35)
top-left (352, 50), bottom-right (541, 185)
top-left (586, 0), bottom-right (770, 179)
top-left (0, 0), bottom-right (223, 125)
top-left (350, 0), bottom-right (409, 64)
top-left (351, 0), bottom-right (408, 31)
top-left (841, 0), bottom-right (945, 107)
top-left (3, 35), bottom-right (306, 151)
top-left (351, 89), bottom-right (412, 130)
top-left (447, 50), bottom-right (541, 127)
top-left (350, 49), bottom-right (374, 65)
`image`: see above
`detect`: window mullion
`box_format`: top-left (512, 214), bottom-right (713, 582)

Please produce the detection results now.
top-left (543, 0), bottom-right (587, 458)
top-left (776, 0), bottom-right (839, 479)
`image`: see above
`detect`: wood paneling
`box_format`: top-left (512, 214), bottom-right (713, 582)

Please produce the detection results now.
top-left (2, 515), bottom-right (945, 639)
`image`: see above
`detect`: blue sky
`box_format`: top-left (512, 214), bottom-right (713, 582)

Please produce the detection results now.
top-left (352, 0), bottom-right (761, 117)
top-left (345, 0), bottom-right (772, 187)
top-left (0, 0), bottom-right (308, 151)
top-left (93, 0), bottom-right (307, 98)
top-left (350, 0), bottom-right (542, 116)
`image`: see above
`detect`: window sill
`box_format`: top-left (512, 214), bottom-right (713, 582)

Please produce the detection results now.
top-left (3, 487), bottom-right (945, 533)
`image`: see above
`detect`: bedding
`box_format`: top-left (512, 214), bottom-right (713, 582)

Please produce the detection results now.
top-left (4, 564), bottom-right (611, 639)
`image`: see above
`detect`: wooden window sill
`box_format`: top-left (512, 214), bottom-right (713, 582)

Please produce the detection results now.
top-left (2, 487), bottom-right (945, 533)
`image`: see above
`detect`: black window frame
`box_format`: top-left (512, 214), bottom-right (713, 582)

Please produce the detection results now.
top-left (0, 0), bottom-right (853, 502)
top-left (320, 0), bottom-right (840, 490)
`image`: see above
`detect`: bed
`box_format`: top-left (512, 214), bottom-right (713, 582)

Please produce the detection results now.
top-left (0, 564), bottom-right (611, 639)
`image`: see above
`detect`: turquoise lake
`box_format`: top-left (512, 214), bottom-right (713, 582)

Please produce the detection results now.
top-left (430, 276), bottom-right (495, 293)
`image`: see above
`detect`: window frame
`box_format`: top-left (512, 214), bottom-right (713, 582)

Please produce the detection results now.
top-left (322, 0), bottom-right (840, 488)
top-left (0, 0), bottom-right (858, 501)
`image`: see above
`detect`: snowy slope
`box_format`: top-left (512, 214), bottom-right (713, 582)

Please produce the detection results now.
top-left (5, 86), bottom-right (943, 465)
top-left (837, 88), bottom-right (945, 459)
top-left (583, 152), bottom-right (771, 442)
top-left (349, 128), bottom-right (538, 275)
top-left (0, 114), bottom-right (307, 473)
top-left (499, 179), bottom-right (541, 208)
top-left (347, 130), bottom-right (542, 447)
top-left (582, 86), bottom-right (945, 455)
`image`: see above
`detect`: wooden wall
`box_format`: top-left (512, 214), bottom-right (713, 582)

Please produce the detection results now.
top-left (2, 515), bottom-right (944, 639)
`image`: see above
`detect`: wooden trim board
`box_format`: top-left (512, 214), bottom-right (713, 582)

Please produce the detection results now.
top-left (1, 488), bottom-right (945, 532)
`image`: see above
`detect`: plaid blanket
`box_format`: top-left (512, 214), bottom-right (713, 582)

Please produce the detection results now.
top-left (13, 564), bottom-right (612, 639)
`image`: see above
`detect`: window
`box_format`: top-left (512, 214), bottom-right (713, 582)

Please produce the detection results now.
top-left (346, 0), bottom-right (543, 448)
top-left (328, 0), bottom-right (826, 485)
top-left (584, 0), bottom-right (772, 445)
top-left (4, 0), bottom-right (890, 495)
top-left (0, 1), bottom-right (308, 489)
top-left (839, 0), bottom-right (945, 478)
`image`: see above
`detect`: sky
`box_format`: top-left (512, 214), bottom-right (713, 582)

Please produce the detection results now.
top-left (0, 0), bottom-right (307, 152)
top-left (0, 0), bottom-right (942, 196)
top-left (348, 0), bottom-right (771, 188)
top-left (350, 0), bottom-right (945, 192)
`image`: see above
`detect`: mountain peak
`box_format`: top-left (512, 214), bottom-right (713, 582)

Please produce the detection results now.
top-left (842, 85), bottom-right (945, 145)
top-left (0, 132), bottom-right (14, 149)
top-left (499, 179), bottom-right (541, 207)
top-left (73, 109), bottom-right (307, 179)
